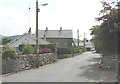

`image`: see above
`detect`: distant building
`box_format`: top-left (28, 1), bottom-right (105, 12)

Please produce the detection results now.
top-left (38, 27), bottom-right (73, 47)
top-left (85, 41), bottom-right (94, 51)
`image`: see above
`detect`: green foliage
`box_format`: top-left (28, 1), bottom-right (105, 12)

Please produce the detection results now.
top-left (16, 49), bottom-right (22, 55)
top-left (2, 38), bottom-right (11, 45)
top-left (57, 47), bottom-right (72, 55)
top-left (19, 44), bottom-right (56, 54)
top-left (22, 44), bottom-right (33, 54)
top-left (78, 46), bottom-right (85, 53)
top-left (90, 25), bottom-right (102, 53)
top-left (72, 47), bottom-right (80, 54)
top-left (57, 47), bottom-right (84, 55)
top-left (2, 47), bottom-right (17, 60)
top-left (19, 44), bottom-right (25, 52)
top-left (90, 0), bottom-right (119, 56)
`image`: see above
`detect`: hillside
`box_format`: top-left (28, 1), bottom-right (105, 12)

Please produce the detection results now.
top-left (1, 35), bottom-right (21, 41)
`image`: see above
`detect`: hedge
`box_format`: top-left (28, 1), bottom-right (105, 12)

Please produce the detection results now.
top-left (57, 47), bottom-right (84, 55)
top-left (22, 44), bottom-right (33, 54)
top-left (57, 47), bottom-right (72, 55)
top-left (19, 44), bottom-right (56, 54)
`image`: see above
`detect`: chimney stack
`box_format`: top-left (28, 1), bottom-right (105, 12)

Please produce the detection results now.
top-left (60, 27), bottom-right (62, 31)
top-left (46, 27), bottom-right (48, 31)
top-left (28, 27), bottom-right (31, 34)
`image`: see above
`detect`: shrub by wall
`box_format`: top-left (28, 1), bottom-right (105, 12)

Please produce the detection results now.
top-left (57, 47), bottom-right (72, 55)
top-left (72, 47), bottom-right (80, 54)
top-left (57, 47), bottom-right (85, 59)
top-left (57, 47), bottom-right (84, 55)
top-left (22, 44), bottom-right (33, 54)
top-left (19, 44), bottom-right (56, 54)
top-left (2, 48), bottom-right (17, 60)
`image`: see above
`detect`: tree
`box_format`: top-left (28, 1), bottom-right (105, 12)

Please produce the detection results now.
top-left (90, 25), bottom-right (102, 53)
top-left (90, 0), bottom-right (119, 56)
top-left (2, 47), bottom-right (17, 60)
top-left (2, 38), bottom-right (11, 45)
top-left (92, 0), bottom-right (120, 81)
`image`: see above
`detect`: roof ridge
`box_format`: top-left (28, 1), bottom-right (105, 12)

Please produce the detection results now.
top-left (8, 33), bottom-right (27, 45)
top-left (27, 34), bottom-right (50, 44)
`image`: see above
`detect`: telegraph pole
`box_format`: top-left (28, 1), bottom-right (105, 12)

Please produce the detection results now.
top-left (36, 0), bottom-right (39, 68)
top-left (84, 33), bottom-right (86, 51)
top-left (77, 29), bottom-right (79, 47)
top-left (35, 0), bottom-right (48, 68)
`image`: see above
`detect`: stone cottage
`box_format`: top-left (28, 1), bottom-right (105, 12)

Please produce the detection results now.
top-left (38, 27), bottom-right (73, 47)
top-left (8, 33), bottom-right (50, 48)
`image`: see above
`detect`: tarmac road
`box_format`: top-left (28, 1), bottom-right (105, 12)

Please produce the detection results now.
top-left (2, 51), bottom-right (118, 82)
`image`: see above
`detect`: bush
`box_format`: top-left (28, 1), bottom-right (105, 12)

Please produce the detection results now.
top-left (19, 44), bottom-right (25, 52)
top-left (19, 44), bottom-right (56, 54)
top-left (2, 48), bottom-right (17, 60)
top-left (57, 47), bottom-right (85, 55)
top-left (22, 44), bottom-right (33, 54)
top-left (79, 48), bottom-right (85, 53)
top-left (57, 47), bottom-right (72, 55)
top-left (72, 47), bottom-right (80, 54)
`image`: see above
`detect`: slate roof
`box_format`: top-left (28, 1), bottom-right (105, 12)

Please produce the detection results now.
top-left (38, 30), bottom-right (73, 39)
top-left (8, 33), bottom-right (50, 47)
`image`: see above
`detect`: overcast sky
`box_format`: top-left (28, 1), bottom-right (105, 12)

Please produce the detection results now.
top-left (0, 0), bottom-right (102, 40)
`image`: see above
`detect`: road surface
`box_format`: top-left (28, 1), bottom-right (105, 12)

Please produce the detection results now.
top-left (2, 51), bottom-right (118, 82)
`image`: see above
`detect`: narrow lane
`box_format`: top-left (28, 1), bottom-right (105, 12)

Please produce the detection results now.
top-left (2, 52), bottom-right (117, 82)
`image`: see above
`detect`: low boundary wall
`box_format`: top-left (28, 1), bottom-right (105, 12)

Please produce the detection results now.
top-left (2, 53), bottom-right (57, 74)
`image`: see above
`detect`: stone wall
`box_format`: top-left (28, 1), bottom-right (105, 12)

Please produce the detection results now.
top-left (2, 53), bottom-right (57, 74)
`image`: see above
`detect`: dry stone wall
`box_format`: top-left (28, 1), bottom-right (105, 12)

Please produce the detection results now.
top-left (2, 53), bottom-right (57, 74)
